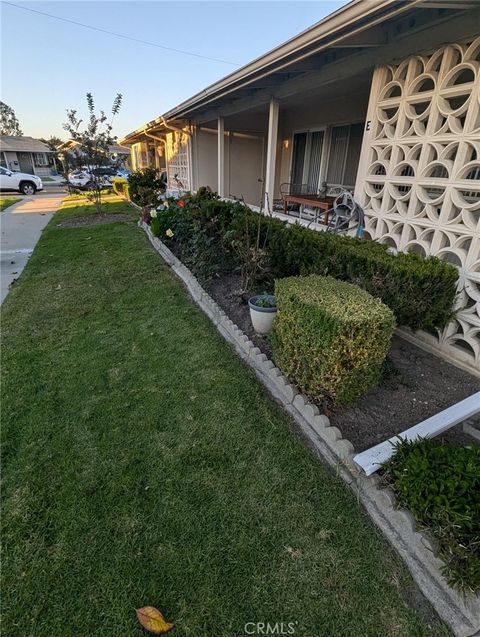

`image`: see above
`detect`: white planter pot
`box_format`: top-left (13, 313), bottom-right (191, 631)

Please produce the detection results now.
top-left (249, 295), bottom-right (277, 335)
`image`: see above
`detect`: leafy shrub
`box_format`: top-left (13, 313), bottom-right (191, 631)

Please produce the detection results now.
top-left (145, 189), bottom-right (458, 331)
top-left (150, 199), bottom-right (192, 243)
top-left (258, 218), bottom-right (458, 332)
top-left (127, 168), bottom-right (166, 208)
top-left (272, 275), bottom-right (395, 405)
top-left (112, 177), bottom-right (129, 198)
top-left (382, 439), bottom-right (480, 594)
top-left (151, 193), bottom-right (244, 278)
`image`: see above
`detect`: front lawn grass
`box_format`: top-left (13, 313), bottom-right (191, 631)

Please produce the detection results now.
top-left (0, 196), bottom-right (21, 211)
top-left (54, 196), bottom-right (136, 222)
top-left (62, 189), bottom-right (117, 204)
top-left (1, 201), bottom-right (449, 637)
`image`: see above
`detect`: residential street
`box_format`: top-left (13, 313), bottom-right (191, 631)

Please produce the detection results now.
top-left (0, 190), bottom-right (64, 303)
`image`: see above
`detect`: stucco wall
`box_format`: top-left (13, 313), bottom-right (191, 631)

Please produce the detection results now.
top-left (195, 128), bottom-right (218, 191)
top-left (193, 128), bottom-right (265, 206)
top-left (228, 133), bottom-right (265, 206)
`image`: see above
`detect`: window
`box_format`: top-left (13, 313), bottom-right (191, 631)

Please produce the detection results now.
top-left (326, 123), bottom-right (364, 188)
top-left (33, 152), bottom-right (49, 166)
top-left (290, 130), bottom-right (325, 194)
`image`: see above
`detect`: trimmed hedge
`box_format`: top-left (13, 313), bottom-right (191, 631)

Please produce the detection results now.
top-left (273, 275), bottom-right (395, 405)
top-left (147, 191), bottom-right (459, 332)
top-left (382, 439), bottom-right (480, 594)
top-left (256, 217), bottom-right (458, 332)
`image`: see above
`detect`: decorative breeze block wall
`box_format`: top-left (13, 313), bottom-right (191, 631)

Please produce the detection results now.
top-left (166, 131), bottom-right (191, 191)
top-left (356, 37), bottom-right (480, 374)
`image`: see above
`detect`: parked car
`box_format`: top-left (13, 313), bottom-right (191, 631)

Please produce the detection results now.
top-left (67, 166), bottom-right (120, 190)
top-left (115, 167), bottom-right (131, 179)
top-left (0, 166), bottom-right (43, 195)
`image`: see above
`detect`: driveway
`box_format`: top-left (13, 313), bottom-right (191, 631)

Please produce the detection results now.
top-left (0, 193), bottom-right (64, 304)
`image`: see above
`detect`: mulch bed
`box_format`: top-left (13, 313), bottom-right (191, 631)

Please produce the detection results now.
top-left (56, 213), bottom-right (130, 228)
top-left (202, 270), bottom-right (479, 452)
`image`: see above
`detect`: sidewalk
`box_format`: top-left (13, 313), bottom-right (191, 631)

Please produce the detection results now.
top-left (0, 194), bottom-right (63, 303)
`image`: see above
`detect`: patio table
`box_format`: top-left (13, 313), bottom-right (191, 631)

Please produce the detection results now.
top-left (283, 194), bottom-right (336, 225)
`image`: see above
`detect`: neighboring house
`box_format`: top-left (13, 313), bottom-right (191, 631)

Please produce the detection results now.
top-left (58, 140), bottom-right (132, 170)
top-left (0, 136), bottom-right (56, 176)
top-left (121, 0), bottom-right (480, 376)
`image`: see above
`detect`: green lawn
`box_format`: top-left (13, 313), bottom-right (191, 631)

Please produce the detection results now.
top-left (40, 176), bottom-right (55, 182)
top-left (1, 200), bottom-right (449, 637)
top-left (0, 196), bottom-right (21, 211)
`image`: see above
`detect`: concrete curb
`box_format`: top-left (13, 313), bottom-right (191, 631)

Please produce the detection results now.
top-left (140, 220), bottom-right (480, 637)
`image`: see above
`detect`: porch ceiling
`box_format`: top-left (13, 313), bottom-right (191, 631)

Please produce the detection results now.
top-left (198, 67), bottom-right (371, 135)
top-left (279, 69), bottom-right (372, 111)
top-left (180, 4), bottom-right (479, 126)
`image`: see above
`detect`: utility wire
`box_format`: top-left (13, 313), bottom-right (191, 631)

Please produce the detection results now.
top-left (1, 1), bottom-right (240, 66)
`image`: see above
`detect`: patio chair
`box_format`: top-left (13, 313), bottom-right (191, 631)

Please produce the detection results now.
top-left (307, 190), bottom-right (364, 236)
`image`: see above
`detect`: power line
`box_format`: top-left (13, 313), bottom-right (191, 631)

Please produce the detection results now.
top-left (1, 1), bottom-right (240, 66)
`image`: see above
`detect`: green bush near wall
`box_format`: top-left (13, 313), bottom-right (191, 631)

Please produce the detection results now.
top-left (259, 218), bottom-right (458, 332)
top-left (273, 275), bottom-right (395, 405)
top-left (127, 168), bottom-right (166, 208)
top-left (149, 192), bottom-right (459, 332)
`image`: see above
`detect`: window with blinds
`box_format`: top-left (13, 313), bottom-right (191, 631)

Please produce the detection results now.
top-left (326, 123), bottom-right (364, 188)
top-left (291, 130), bottom-right (324, 194)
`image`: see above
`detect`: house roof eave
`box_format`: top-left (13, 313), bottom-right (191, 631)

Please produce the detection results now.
top-left (120, 0), bottom-right (423, 142)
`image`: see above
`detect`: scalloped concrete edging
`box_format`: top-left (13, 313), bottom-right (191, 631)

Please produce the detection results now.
top-left (139, 220), bottom-right (480, 637)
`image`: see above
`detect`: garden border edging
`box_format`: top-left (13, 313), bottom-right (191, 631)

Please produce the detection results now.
top-left (139, 219), bottom-right (480, 637)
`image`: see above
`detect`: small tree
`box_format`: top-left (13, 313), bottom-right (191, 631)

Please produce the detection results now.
top-left (0, 102), bottom-right (22, 136)
top-left (63, 93), bottom-right (122, 213)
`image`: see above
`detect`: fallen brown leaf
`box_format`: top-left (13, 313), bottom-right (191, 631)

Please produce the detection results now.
top-left (136, 606), bottom-right (174, 634)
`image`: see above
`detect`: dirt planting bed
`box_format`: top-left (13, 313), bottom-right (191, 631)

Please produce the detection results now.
top-left (202, 271), bottom-right (479, 452)
top-left (56, 213), bottom-right (130, 228)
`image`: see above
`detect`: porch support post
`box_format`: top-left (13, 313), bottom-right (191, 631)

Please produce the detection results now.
top-left (264, 98), bottom-right (279, 213)
top-left (217, 116), bottom-right (225, 197)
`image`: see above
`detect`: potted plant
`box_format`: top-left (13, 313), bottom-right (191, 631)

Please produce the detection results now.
top-left (248, 294), bottom-right (277, 334)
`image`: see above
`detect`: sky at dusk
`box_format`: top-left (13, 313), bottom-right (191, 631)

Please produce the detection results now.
top-left (1, 0), bottom-right (348, 140)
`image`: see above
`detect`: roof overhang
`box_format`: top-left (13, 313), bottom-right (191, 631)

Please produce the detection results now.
top-left (121, 0), bottom-right (478, 142)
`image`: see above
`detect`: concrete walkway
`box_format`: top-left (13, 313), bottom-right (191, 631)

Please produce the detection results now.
top-left (0, 194), bottom-right (63, 304)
